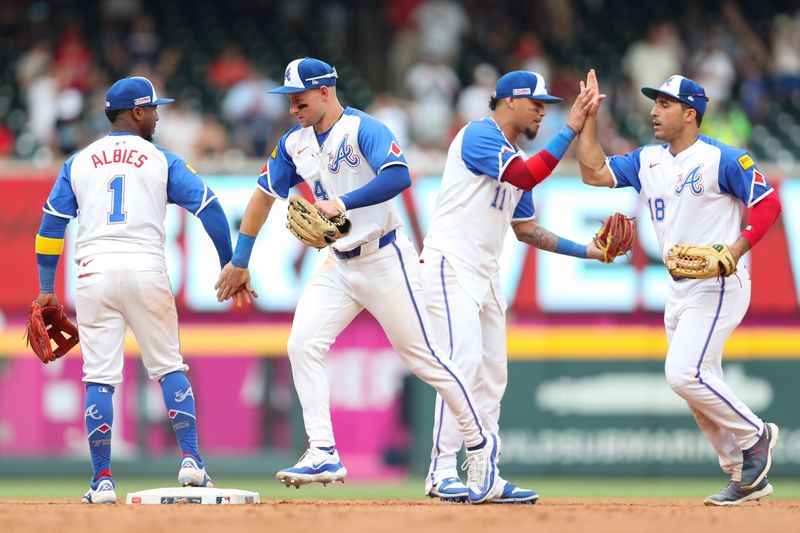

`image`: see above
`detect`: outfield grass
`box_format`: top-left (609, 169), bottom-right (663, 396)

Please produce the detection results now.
top-left (3, 477), bottom-right (800, 500)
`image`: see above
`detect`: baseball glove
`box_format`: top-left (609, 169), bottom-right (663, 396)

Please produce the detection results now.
top-left (665, 244), bottom-right (737, 279)
top-left (286, 195), bottom-right (351, 249)
top-left (593, 212), bottom-right (636, 263)
top-left (25, 301), bottom-right (80, 364)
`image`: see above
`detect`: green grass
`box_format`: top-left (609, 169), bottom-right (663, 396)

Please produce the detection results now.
top-left (3, 477), bottom-right (800, 500)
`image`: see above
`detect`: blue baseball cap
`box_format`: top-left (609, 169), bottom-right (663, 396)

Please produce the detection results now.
top-left (270, 57), bottom-right (338, 94)
top-left (105, 76), bottom-right (174, 111)
top-left (642, 75), bottom-right (709, 117)
top-left (494, 71), bottom-right (562, 103)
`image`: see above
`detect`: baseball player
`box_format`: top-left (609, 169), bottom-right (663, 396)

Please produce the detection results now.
top-left (576, 70), bottom-right (782, 506)
top-left (421, 71), bottom-right (603, 503)
top-left (33, 77), bottom-right (234, 503)
top-left (214, 57), bottom-right (503, 504)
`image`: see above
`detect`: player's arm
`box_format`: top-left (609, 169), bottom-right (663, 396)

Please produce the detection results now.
top-left (511, 220), bottom-right (604, 261)
top-left (501, 84), bottom-right (596, 190)
top-left (576, 70), bottom-right (614, 187)
top-left (316, 165), bottom-right (411, 219)
top-left (215, 189), bottom-right (274, 303)
top-left (34, 160), bottom-right (78, 307)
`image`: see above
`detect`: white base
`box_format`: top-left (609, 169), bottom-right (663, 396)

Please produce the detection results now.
top-left (126, 487), bottom-right (260, 505)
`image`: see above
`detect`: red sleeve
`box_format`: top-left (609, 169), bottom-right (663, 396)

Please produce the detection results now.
top-left (501, 150), bottom-right (559, 190)
top-left (741, 192), bottom-right (781, 247)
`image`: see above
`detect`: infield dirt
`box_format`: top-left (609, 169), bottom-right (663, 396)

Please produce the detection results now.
top-left (3, 499), bottom-right (799, 533)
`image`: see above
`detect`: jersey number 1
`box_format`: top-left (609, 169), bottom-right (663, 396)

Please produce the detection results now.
top-left (107, 175), bottom-right (127, 224)
top-left (490, 185), bottom-right (507, 211)
top-left (648, 198), bottom-right (665, 222)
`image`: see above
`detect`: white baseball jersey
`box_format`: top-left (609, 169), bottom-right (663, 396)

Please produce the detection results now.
top-left (608, 134), bottom-right (774, 475)
top-left (259, 108), bottom-right (489, 451)
top-left (44, 133), bottom-right (217, 264)
top-left (423, 118), bottom-right (535, 304)
top-left (606, 134), bottom-right (774, 263)
top-left (258, 107), bottom-right (408, 251)
top-left (43, 132), bottom-right (218, 384)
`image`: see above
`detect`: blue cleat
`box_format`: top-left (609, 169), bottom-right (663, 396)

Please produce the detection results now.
top-left (277, 447), bottom-right (347, 488)
top-left (704, 478), bottom-right (772, 506)
top-left (463, 432), bottom-right (502, 504)
top-left (741, 422), bottom-right (779, 490)
top-left (489, 479), bottom-right (539, 504)
top-left (426, 476), bottom-right (468, 503)
top-left (179, 455), bottom-right (214, 487)
top-left (82, 476), bottom-right (117, 504)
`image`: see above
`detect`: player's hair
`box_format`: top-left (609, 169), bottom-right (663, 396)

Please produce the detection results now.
top-left (489, 95), bottom-right (498, 111)
top-left (105, 109), bottom-right (122, 123)
top-left (681, 103), bottom-right (702, 127)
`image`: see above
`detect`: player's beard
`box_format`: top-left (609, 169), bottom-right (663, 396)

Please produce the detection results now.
top-left (523, 127), bottom-right (538, 141)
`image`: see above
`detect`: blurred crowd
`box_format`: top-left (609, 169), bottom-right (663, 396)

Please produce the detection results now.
top-left (2, 0), bottom-right (799, 170)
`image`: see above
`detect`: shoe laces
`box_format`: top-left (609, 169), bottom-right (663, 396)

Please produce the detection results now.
top-left (297, 447), bottom-right (332, 467)
top-left (461, 449), bottom-right (486, 486)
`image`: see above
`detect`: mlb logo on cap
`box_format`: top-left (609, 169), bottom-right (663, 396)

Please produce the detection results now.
top-left (270, 57), bottom-right (338, 94)
top-left (641, 75), bottom-right (709, 116)
top-left (494, 71), bottom-right (562, 103)
top-left (105, 76), bottom-right (174, 111)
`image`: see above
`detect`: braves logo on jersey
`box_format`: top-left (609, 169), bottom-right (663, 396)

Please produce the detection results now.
top-left (675, 164), bottom-right (704, 196)
top-left (328, 134), bottom-right (361, 173)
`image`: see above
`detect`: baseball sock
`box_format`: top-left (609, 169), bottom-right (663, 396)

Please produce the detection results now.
top-left (160, 371), bottom-right (202, 465)
top-left (85, 383), bottom-right (114, 482)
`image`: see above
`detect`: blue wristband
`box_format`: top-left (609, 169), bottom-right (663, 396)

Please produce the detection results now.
top-left (554, 236), bottom-right (588, 258)
top-left (39, 265), bottom-right (57, 293)
top-left (231, 233), bottom-right (256, 268)
top-left (544, 125), bottom-right (578, 160)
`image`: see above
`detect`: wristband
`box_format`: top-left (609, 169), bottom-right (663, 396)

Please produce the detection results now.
top-left (545, 125), bottom-right (578, 160)
top-left (231, 233), bottom-right (256, 268)
top-left (554, 236), bottom-right (588, 258)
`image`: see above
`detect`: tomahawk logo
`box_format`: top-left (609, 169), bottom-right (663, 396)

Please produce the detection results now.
top-left (328, 134), bottom-right (360, 173)
top-left (174, 387), bottom-right (194, 403)
top-left (675, 164), bottom-right (704, 196)
top-left (85, 404), bottom-right (102, 420)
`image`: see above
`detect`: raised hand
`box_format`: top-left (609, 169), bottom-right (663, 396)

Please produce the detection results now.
top-left (566, 84), bottom-right (596, 133)
top-left (584, 69), bottom-right (607, 115)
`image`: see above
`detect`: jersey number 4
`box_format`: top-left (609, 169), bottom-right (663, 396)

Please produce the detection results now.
top-left (107, 175), bottom-right (127, 224)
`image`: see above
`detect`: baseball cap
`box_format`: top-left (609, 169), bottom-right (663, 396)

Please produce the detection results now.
top-left (493, 71), bottom-right (562, 103)
top-left (641, 75), bottom-right (709, 117)
top-left (270, 57), bottom-right (338, 94)
top-left (105, 76), bottom-right (174, 111)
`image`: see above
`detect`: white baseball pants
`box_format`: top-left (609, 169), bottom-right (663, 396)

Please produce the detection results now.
top-left (75, 253), bottom-right (188, 385)
top-left (286, 233), bottom-right (487, 449)
top-left (664, 267), bottom-right (764, 480)
top-left (419, 250), bottom-right (508, 484)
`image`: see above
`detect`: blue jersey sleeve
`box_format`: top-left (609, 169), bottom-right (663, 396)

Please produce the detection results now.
top-left (512, 190), bottom-right (535, 220)
top-left (462, 120), bottom-right (519, 181)
top-left (257, 132), bottom-right (304, 199)
top-left (606, 146), bottom-right (644, 192)
top-left (716, 144), bottom-right (773, 207)
top-left (354, 110), bottom-right (408, 174)
top-left (44, 155), bottom-right (79, 218)
top-left (160, 147), bottom-right (217, 215)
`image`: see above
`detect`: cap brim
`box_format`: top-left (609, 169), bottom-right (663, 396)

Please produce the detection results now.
top-left (153, 98), bottom-right (174, 106)
top-left (535, 95), bottom-right (563, 104)
top-left (641, 87), bottom-right (678, 101)
top-left (269, 86), bottom-right (311, 94)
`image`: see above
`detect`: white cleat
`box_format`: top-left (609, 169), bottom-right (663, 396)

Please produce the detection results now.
top-left (276, 448), bottom-right (347, 488)
top-left (178, 456), bottom-right (214, 487)
top-left (82, 477), bottom-right (117, 504)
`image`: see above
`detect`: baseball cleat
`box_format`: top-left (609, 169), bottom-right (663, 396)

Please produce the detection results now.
top-left (489, 479), bottom-right (539, 504)
top-left (178, 456), bottom-right (214, 487)
top-left (276, 448), bottom-right (347, 488)
top-left (463, 432), bottom-right (502, 504)
top-left (82, 476), bottom-right (117, 504)
top-left (740, 422), bottom-right (779, 490)
top-left (703, 478), bottom-right (772, 506)
top-left (425, 476), bottom-right (468, 502)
